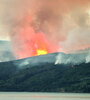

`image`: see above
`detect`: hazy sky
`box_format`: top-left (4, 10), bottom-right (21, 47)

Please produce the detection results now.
top-left (0, 0), bottom-right (9, 40)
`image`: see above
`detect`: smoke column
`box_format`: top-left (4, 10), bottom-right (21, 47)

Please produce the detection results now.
top-left (0, 0), bottom-right (90, 60)
top-left (86, 51), bottom-right (90, 63)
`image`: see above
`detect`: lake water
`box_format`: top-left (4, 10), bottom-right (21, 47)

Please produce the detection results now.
top-left (0, 92), bottom-right (90, 100)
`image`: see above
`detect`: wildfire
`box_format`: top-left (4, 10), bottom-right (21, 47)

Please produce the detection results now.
top-left (36, 49), bottom-right (48, 56)
top-left (11, 16), bottom-right (59, 59)
top-left (34, 33), bottom-right (49, 56)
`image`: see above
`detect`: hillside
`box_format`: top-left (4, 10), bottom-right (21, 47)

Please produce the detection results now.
top-left (0, 58), bottom-right (90, 93)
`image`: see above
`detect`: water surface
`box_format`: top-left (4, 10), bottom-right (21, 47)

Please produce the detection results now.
top-left (0, 92), bottom-right (90, 100)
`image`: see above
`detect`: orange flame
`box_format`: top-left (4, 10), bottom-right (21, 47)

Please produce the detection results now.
top-left (34, 33), bottom-right (50, 56)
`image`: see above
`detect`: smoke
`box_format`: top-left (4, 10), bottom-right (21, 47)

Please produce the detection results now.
top-left (86, 51), bottom-right (90, 63)
top-left (59, 7), bottom-right (90, 52)
top-left (0, 0), bottom-right (90, 61)
top-left (55, 2), bottom-right (90, 64)
top-left (0, 41), bottom-right (15, 62)
top-left (55, 52), bottom-right (89, 65)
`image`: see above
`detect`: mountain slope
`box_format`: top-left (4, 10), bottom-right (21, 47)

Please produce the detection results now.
top-left (0, 60), bottom-right (90, 92)
top-left (14, 51), bottom-right (89, 68)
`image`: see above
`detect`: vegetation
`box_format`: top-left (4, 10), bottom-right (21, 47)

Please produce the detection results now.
top-left (0, 60), bottom-right (90, 93)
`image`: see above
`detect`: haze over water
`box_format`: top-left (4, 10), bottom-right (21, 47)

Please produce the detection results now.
top-left (0, 92), bottom-right (90, 100)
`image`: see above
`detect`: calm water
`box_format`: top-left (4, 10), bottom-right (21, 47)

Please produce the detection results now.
top-left (0, 92), bottom-right (90, 100)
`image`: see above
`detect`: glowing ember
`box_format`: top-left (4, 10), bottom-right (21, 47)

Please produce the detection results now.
top-left (36, 49), bottom-right (48, 56)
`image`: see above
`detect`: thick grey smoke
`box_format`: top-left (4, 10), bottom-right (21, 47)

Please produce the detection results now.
top-left (59, 8), bottom-right (90, 52)
top-left (55, 7), bottom-right (90, 64)
top-left (1, 0), bottom-right (90, 43)
top-left (55, 52), bottom-right (89, 65)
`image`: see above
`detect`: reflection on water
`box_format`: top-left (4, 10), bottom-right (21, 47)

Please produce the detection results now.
top-left (0, 92), bottom-right (90, 100)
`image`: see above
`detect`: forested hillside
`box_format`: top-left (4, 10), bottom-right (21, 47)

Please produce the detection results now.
top-left (0, 60), bottom-right (90, 93)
